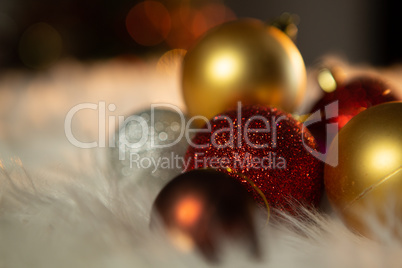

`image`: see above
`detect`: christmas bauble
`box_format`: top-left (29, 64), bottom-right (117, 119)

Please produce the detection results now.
top-left (184, 105), bottom-right (324, 214)
top-left (306, 76), bottom-right (398, 153)
top-left (151, 169), bottom-right (260, 262)
top-left (182, 18), bottom-right (306, 126)
top-left (325, 102), bottom-right (402, 237)
top-left (109, 107), bottom-right (190, 187)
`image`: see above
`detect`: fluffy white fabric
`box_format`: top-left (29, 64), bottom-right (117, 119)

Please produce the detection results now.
top-left (0, 58), bottom-right (401, 267)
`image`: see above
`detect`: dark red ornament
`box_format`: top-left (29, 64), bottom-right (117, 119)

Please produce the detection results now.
top-left (151, 169), bottom-right (261, 262)
top-left (184, 105), bottom-right (323, 214)
top-left (307, 76), bottom-right (399, 153)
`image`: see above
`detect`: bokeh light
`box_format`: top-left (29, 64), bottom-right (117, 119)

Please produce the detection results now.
top-left (165, 6), bottom-right (199, 49)
top-left (156, 48), bottom-right (187, 74)
top-left (317, 68), bottom-right (337, 93)
top-left (191, 3), bottom-right (236, 39)
top-left (165, 3), bottom-right (236, 49)
top-left (19, 22), bottom-right (62, 69)
top-left (126, 1), bottom-right (171, 46)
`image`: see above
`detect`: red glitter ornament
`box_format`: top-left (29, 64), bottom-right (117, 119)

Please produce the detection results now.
top-left (307, 76), bottom-right (399, 153)
top-left (184, 104), bottom-right (323, 214)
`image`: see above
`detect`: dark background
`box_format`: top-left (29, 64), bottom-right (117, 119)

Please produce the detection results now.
top-left (0, 0), bottom-right (401, 70)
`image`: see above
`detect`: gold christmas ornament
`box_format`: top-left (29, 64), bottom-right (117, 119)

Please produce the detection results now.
top-left (181, 18), bottom-right (306, 126)
top-left (325, 102), bottom-right (402, 237)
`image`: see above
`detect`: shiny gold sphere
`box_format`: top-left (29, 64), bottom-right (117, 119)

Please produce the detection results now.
top-left (182, 18), bottom-right (306, 126)
top-left (325, 102), bottom-right (402, 237)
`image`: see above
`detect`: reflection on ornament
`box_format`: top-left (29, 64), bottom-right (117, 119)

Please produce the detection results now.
top-left (207, 49), bottom-right (242, 83)
top-left (317, 68), bottom-right (337, 93)
top-left (184, 105), bottom-right (323, 214)
top-left (182, 19), bottom-right (306, 126)
top-left (151, 169), bottom-right (261, 262)
top-left (307, 76), bottom-right (399, 153)
top-left (325, 102), bottom-right (402, 238)
top-left (109, 108), bottom-right (190, 185)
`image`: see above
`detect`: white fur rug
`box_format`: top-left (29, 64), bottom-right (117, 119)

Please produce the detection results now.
top-left (1, 57), bottom-right (402, 267)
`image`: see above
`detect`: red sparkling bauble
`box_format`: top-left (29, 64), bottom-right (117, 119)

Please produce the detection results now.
top-left (307, 77), bottom-right (399, 153)
top-left (184, 105), bottom-right (323, 214)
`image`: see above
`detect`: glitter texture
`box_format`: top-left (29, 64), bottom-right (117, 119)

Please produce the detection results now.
top-left (184, 105), bottom-right (324, 214)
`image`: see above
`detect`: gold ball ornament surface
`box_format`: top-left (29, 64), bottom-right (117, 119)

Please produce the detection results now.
top-left (325, 102), bottom-right (402, 237)
top-left (182, 19), bottom-right (306, 126)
